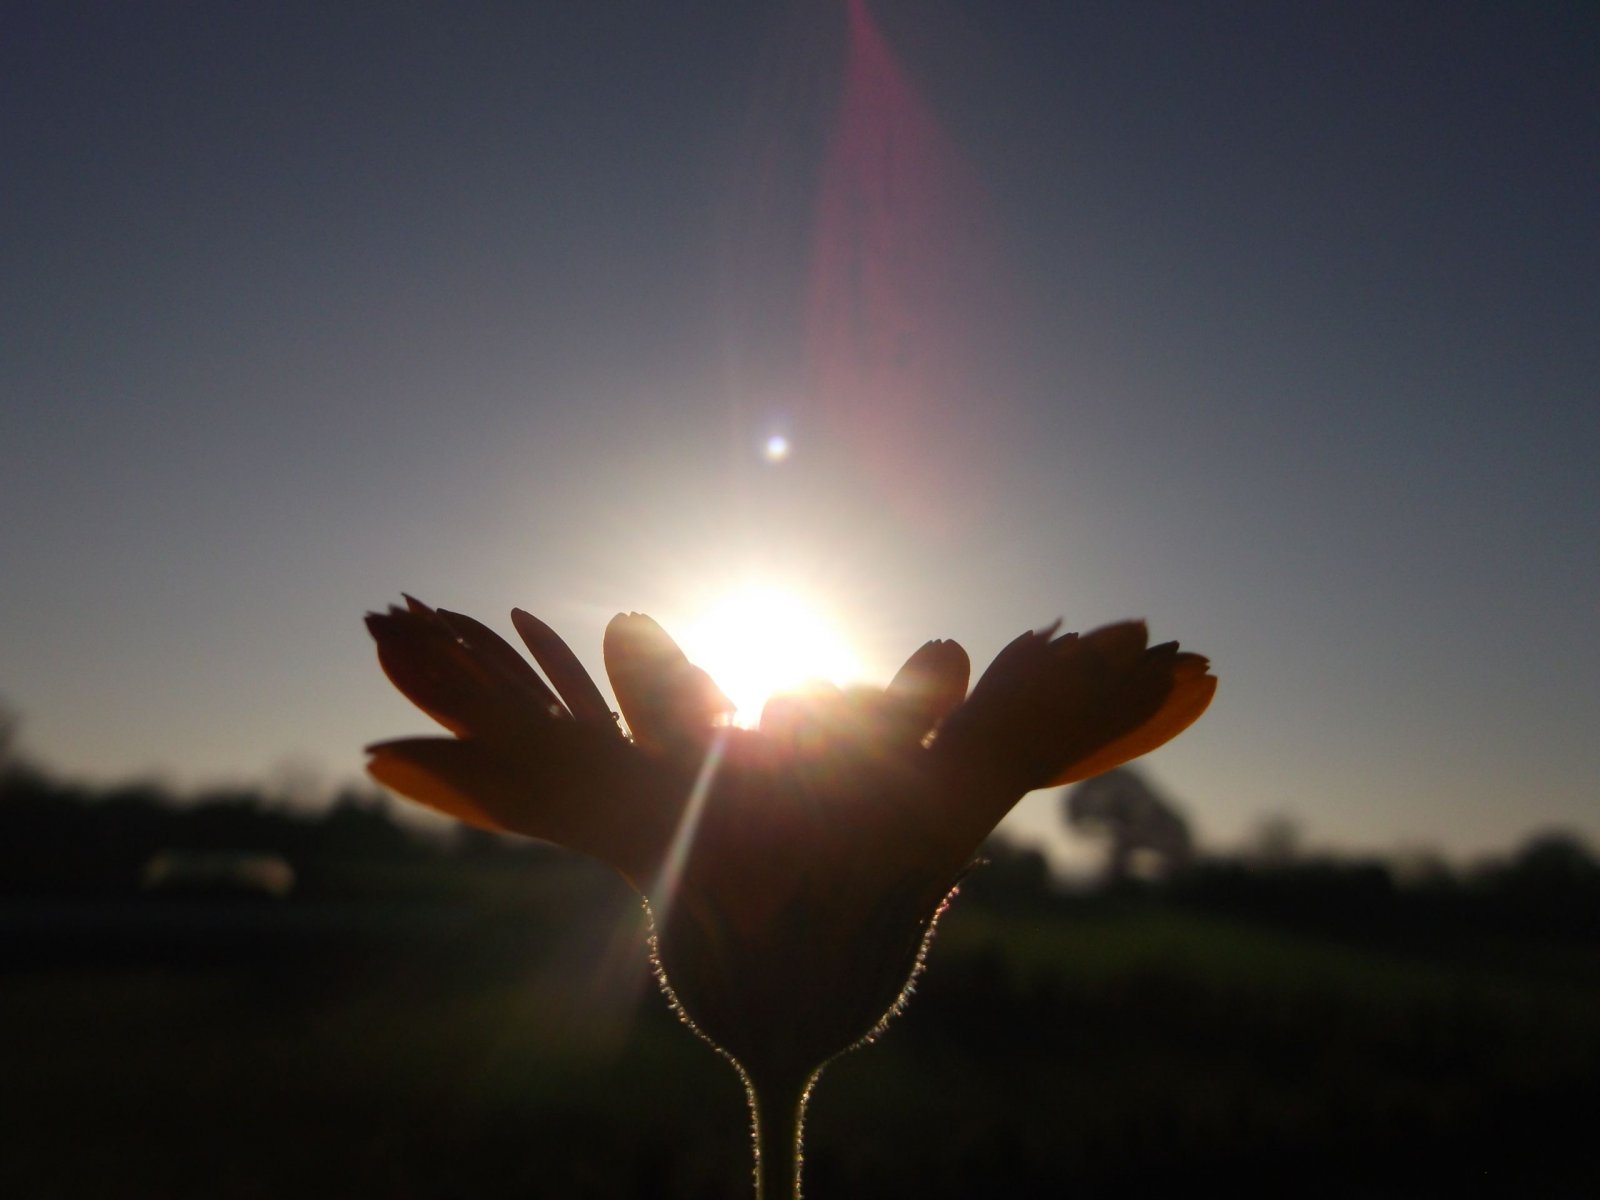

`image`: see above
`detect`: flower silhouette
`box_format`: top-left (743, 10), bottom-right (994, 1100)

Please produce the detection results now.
top-left (366, 596), bottom-right (1214, 1194)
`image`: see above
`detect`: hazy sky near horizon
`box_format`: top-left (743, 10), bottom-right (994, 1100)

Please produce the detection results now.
top-left (3, 1), bottom-right (1596, 864)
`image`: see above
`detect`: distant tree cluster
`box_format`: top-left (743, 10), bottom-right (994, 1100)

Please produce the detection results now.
top-left (0, 754), bottom-right (485, 900)
top-left (1182, 828), bottom-right (1600, 945)
top-left (4, 735), bottom-right (1597, 952)
top-left (1046, 766), bottom-right (1600, 946)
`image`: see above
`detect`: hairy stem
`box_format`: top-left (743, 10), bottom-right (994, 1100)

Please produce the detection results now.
top-left (746, 1068), bottom-right (815, 1200)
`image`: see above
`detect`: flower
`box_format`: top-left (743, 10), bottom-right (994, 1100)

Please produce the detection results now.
top-left (365, 597), bottom-right (1215, 1096)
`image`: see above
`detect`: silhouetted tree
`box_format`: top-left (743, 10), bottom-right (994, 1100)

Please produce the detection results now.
top-left (1063, 767), bottom-right (1193, 884)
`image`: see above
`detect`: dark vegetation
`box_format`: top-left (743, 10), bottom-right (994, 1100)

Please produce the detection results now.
top-left (3, 756), bottom-right (1598, 1197)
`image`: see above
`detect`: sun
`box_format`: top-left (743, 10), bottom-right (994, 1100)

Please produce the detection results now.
top-left (677, 585), bottom-right (862, 726)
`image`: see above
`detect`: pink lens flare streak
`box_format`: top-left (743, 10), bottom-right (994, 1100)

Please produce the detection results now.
top-left (807, 0), bottom-right (1017, 529)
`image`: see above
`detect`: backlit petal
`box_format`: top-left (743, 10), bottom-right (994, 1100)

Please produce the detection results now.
top-left (434, 607), bottom-right (564, 715)
top-left (604, 612), bottom-right (733, 749)
top-left (1049, 650), bottom-right (1216, 784)
top-left (935, 621), bottom-right (1215, 798)
top-left (886, 639), bottom-right (970, 738)
top-left (366, 737), bottom-right (525, 833)
top-left (366, 601), bottom-right (556, 742)
top-left (511, 608), bottom-right (615, 726)
top-left (365, 732), bottom-right (676, 889)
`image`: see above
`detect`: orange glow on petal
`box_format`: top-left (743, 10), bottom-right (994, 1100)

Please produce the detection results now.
top-left (935, 620), bottom-right (1215, 800)
top-left (1048, 653), bottom-right (1217, 785)
top-left (366, 734), bottom-right (670, 889)
top-left (366, 738), bottom-right (523, 834)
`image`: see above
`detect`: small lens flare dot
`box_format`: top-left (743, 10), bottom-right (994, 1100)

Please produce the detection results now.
top-left (763, 434), bottom-right (790, 462)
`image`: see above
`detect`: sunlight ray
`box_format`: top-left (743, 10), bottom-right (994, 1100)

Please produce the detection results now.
top-left (646, 727), bottom-right (729, 932)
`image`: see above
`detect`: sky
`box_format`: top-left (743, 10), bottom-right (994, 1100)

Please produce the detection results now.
top-left (3, 0), bottom-right (1596, 867)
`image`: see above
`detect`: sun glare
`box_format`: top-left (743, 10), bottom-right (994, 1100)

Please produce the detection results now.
top-left (678, 585), bottom-right (861, 726)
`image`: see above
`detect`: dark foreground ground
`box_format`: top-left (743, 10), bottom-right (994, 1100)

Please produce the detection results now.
top-left (4, 856), bottom-right (1598, 1199)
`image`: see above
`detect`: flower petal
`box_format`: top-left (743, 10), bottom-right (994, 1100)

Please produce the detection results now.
top-left (603, 612), bottom-right (733, 750)
top-left (886, 639), bottom-right (970, 738)
top-left (434, 607), bottom-right (564, 713)
top-left (365, 732), bottom-right (676, 888)
top-left (511, 608), bottom-right (616, 727)
top-left (936, 620), bottom-right (1216, 797)
top-left (1047, 649), bottom-right (1216, 784)
top-left (366, 737), bottom-right (523, 833)
top-left (366, 599), bottom-right (560, 741)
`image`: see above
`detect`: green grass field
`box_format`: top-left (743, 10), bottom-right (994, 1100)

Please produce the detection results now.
top-left (4, 865), bottom-right (1597, 1197)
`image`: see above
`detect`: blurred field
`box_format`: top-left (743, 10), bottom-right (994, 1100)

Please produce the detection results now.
top-left (4, 852), bottom-right (1597, 1199)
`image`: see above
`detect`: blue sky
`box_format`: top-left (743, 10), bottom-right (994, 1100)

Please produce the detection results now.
top-left (3, 1), bottom-right (1595, 864)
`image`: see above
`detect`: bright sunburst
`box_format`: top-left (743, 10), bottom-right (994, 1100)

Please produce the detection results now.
top-left (677, 584), bottom-right (861, 726)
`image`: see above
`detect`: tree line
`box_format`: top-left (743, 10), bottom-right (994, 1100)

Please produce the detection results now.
top-left (3, 748), bottom-right (1597, 953)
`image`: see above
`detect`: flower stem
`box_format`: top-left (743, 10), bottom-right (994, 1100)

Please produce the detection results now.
top-left (746, 1068), bottom-right (813, 1200)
